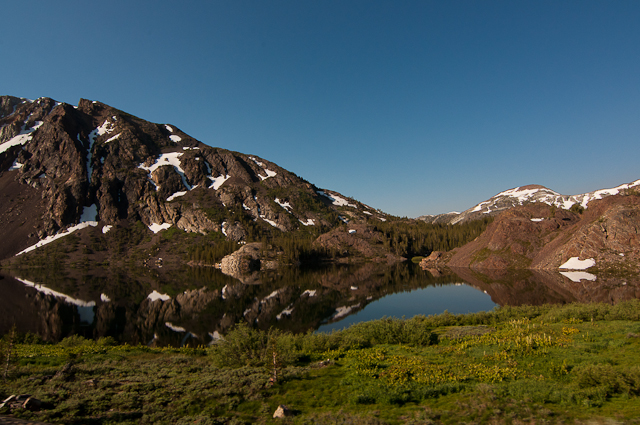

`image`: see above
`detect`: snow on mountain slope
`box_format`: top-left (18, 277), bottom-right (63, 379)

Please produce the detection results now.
top-left (0, 95), bottom-right (394, 259)
top-left (419, 180), bottom-right (640, 224)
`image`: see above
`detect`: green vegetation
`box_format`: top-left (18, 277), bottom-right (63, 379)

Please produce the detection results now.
top-left (570, 204), bottom-right (585, 214)
top-left (5, 200), bottom-right (493, 277)
top-left (189, 207), bottom-right (492, 266)
top-left (374, 217), bottom-right (493, 257)
top-left (3, 300), bottom-right (640, 423)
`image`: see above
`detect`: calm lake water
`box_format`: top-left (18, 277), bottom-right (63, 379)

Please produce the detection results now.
top-left (1, 263), bottom-right (638, 345)
top-left (317, 283), bottom-right (496, 333)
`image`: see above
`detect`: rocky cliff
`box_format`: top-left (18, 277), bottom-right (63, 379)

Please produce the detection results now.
top-left (0, 96), bottom-right (389, 260)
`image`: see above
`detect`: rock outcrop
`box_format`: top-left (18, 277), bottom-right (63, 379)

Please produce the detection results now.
top-left (0, 96), bottom-right (389, 260)
top-left (220, 242), bottom-right (263, 284)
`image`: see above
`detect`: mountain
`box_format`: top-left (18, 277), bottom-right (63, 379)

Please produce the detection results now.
top-left (418, 181), bottom-right (640, 224)
top-left (0, 96), bottom-right (390, 261)
top-left (421, 192), bottom-right (640, 274)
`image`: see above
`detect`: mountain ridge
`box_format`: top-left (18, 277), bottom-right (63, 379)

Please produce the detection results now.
top-left (0, 95), bottom-right (389, 260)
top-left (418, 180), bottom-right (640, 224)
top-left (420, 192), bottom-right (640, 275)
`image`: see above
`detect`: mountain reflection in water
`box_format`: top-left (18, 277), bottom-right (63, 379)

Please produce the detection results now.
top-left (1, 263), bottom-right (638, 346)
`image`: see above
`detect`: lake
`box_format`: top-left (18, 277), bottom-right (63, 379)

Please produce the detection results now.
top-left (1, 263), bottom-right (638, 345)
top-left (316, 283), bottom-right (497, 333)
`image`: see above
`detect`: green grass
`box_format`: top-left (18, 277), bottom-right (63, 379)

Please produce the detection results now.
top-left (3, 302), bottom-right (640, 423)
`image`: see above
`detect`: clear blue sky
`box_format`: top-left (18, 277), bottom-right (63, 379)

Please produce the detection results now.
top-left (2, 1), bottom-right (639, 217)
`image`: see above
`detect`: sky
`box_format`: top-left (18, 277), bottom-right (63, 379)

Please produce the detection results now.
top-left (2, 1), bottom-right (639, 217)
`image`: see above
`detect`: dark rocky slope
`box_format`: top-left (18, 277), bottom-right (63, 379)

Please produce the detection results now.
top-left (0, 96), bottom-right (390, 261)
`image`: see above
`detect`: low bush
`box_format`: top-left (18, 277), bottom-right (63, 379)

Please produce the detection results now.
top-left (210, 322), bottom-right (298, 368)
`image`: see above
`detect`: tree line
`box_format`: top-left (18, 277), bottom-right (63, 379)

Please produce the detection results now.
top-left (187, 216), bottom-right (492, 265)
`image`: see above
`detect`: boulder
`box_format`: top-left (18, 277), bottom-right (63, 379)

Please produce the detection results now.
top-left (273, 404), bottom-right (293, 418)
top-left (220, 243), bottom-right (263, 283)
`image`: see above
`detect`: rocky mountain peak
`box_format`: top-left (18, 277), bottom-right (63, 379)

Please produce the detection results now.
top-left (0, 95), bottom-right (390, 260)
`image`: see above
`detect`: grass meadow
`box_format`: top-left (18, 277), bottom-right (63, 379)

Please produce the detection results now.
top-left (3, 300), bottom-right (640, 424)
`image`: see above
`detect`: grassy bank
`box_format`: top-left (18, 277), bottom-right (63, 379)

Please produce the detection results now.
top-left (3, 301), bottom-right (640, 424)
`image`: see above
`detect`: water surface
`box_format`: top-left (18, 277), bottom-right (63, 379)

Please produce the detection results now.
top-left (1, 263), bottom-right (638, 345)
top-left (317, 283), bottom-right (497, 333)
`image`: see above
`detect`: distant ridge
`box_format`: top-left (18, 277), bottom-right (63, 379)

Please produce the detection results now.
top-left (418, 180), bottom-right (640, 224)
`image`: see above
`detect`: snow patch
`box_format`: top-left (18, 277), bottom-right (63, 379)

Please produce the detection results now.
top-left (559, 257), bottom-right (596, 270)
top-left (265, 290), bottom-right (282, 301)
top-left (92, 119), bottom-right (116, 138)
top-left (105, 133), bottom-right (121, 144)
top-left (165, 322), bottom-right (186, 332)
top-left (275, 198), bottom-right (292, 212)
top-left (530, 218), bottom-right (544, 222)
top-left (317, 190), bottom-right (357, 207)
top-left (0, 121), bottom-right (43, 154)
top-left (148, 223), bottom-right (172, 233)
top-left (16, 222), bottom-right (98, 256)
top-left (497, 187), bottom-right (558, 202)
top-left (8, 161), bottom-right (23, 171)
top-left (299, 218), bottom-right (315, 226)
top-left (261, 216), bottom-right (279, 228)
top-left (259, 168), bottom-right (277, 180)
top-left (249, 156), bottom-right (277, 180)
top-left (167, 191), bottom-right (187, 202)
top-left (332, 304), bottom-right (360, 320)
top-left (16, 278), bottom-right (95, 324)
top-left (102, 225), bottom-right (113, 234)
top-left (148, 290), bottom-right (171, 302)
top-left (277, 304), bottom-right (294, 320)
top-left (100, 293), bottom-right (111, 302)
top-left (209, 174), bottom-right (230, 190)
top-left (165, 125), bottom-right (174, 132)
top-left (302, 290), bottom-right (316, 297)
top-left (570, 180), bottom-right (640, 209)
top-left (86, 120), bottom-right (116, 184)
top-left (170, 135), bottom-right (182, 142)
top-left (139, 152), bottom-right (191, 190)
top-left (17, 278), bottom-right (96, 308)
top-left (560, 271), bottom-right (597, 282)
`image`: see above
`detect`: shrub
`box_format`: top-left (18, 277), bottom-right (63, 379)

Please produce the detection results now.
top-left (210, 323), bottom-right (297, 368)
top-left (574, 364), bottom-right (640, 396)
top-left (59, 335), bottom-right (92, 348)
top-left (570, 204), bottom-right (585, 214)
top-left (341, 317), bottom-right (436, 347)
